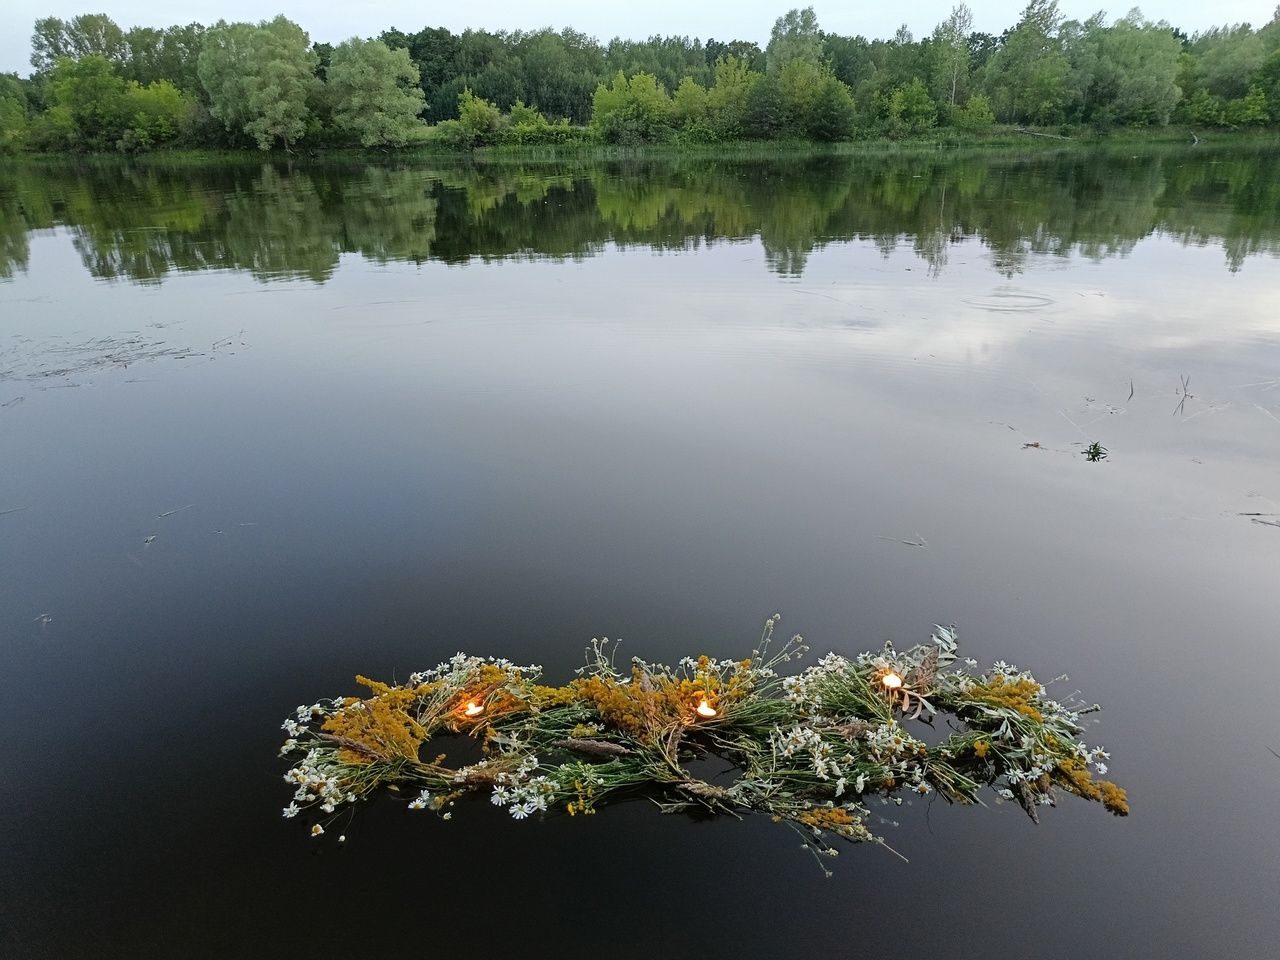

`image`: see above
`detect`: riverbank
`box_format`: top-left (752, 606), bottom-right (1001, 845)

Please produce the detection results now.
top-left (17, 126), bottom-right (1277, 168)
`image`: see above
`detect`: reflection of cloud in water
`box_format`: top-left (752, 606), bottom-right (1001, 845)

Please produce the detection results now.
top-left (767, 235), bottom-right (1280, 368)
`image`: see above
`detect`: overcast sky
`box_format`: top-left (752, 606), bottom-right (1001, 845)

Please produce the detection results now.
top-left (4, 1), bottom-right (1277, 75)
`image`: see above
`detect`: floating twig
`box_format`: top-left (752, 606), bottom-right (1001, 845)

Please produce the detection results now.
top-left (875, 534), bottom-right (928, 547)
top-left (1173, 374), bottom-right (1194, 415)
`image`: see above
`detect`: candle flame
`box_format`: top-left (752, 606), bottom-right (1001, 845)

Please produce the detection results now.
top-left (695, 698), bottom-right (718, 719)
top-left (881, 671), bottom-right (903, 690)
top-left (463, 701), bottom-right (484, 717)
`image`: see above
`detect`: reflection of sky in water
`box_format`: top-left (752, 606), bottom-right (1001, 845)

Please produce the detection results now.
top-left (2, 165), bottom-right (1280, 958)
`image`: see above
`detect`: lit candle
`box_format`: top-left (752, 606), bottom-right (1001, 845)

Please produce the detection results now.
top-left (881, 671), bottom-right (903, 690)
top-left (695, 698), bottom-right (718, 719)
top-left (463, 701), bottom-right (484, 717)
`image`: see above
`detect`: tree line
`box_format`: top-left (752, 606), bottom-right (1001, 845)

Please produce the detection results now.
top-left (2, 3), bottom-right (1279, 154)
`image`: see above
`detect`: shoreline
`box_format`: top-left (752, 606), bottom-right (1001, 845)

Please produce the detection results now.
top-left (13, 127), bottom-right (1278, 167)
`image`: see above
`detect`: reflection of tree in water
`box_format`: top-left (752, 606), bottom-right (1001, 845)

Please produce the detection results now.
top-left (428, 172), bottom-right (600, 263)
top-left (66, 167), bottom-right (218, 284)
top-left (221, 167), bottom-right (337, 282)
top-left (1160, 153), bottom-right (1280, 273)
top-left (751, 160), bottom-right (855, 277)
top-left (336, 168), bottom-right (438, 265)
top-left (0, 195), bottom-right (30, 280)
top-left (2, 146), bottom-right (1279, 284)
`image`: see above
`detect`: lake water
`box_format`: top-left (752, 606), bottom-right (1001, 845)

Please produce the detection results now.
top-left (2, 146), bottom-right (1279, 958)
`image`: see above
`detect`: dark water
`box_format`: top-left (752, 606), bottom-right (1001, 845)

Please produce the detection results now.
top-left (2, 146), bottom-right (1279, 959)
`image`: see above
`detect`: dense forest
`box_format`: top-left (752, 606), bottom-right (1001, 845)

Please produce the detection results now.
top-left (1, 3), bottom-right (1279, 153)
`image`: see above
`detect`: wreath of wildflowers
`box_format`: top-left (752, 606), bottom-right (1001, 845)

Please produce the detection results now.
top-left (280, 618), bottom-right (1126, 870)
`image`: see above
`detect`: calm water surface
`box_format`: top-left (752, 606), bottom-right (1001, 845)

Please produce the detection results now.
top-left (2, 147), bottom-right (1279, 958)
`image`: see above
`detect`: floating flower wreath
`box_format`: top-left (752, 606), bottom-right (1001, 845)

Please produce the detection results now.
top-left (279, 619), bottom-right (1126, 869)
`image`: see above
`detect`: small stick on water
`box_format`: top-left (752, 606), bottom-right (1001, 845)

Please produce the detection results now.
top-left (1173, 374), bottom-right (1194, 415)
top-left (875, 534), bottom-right (927, 548)
top-left (157, 505), bottom-right (194, 519)
top-left (1127, 379), bottom-right (1134, 402)
top-left (878, 837), bottom-right (910, 863)
top-left (0, 506), bottom-right (28, 516)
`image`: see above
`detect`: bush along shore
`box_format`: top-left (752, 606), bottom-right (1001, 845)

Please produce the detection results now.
top-left (279, 620), bottom-right (1126, 871)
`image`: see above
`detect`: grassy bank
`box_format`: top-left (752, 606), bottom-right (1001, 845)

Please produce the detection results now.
top-left (18, 125), bottom-right (1277, 168)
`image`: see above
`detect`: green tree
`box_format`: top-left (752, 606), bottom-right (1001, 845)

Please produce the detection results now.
top-left (776, 58), bottom-right (822, 132)
top-left (31, 14), bottom-right (127, 73)
top-left (705, 38), bottom-right (764, 70)
top-left (953, 92), bottom-right (995, 131)
top-left (501, 100), bottom-right (574, 144)
top-left (804, 74), bottom-right (857, 140)
top-left (123, 23), bottom-right (205, 91)
top-left (825, 33), bottom-right (875, 90)
top-left (119, 79), bottom-right (190, 149)
top-left (49, 54), bottom-right (128, 150)
top-left (673, 76), bottom-right (709, 128)
top-left (767, 7), bottom-right (823, 74)
top-left (1064, 12), bottom-right (1182, 126)
top-left (705, 55), bottom-right (759, 140)
top-left (1255, 49), bottom-right (1280, 118)
top-left (457, 88), bottom-right (503, 144)
top-left (0, 95), bottom-right (29, 152)
top-left (196, 21), bottom-right (256, 143)
top-left (514, 29), bottom-right (605, 123)
top-left (931, 3), bottom-right (974, 110)
top-left (605, 36), bottom-right (712, 94)
top-left (887, 77), bottom-right (938, 134)
top-left (1181, 88), bottom-right (1225, 125)
top-left (445, 29), bottom-right (525, 112)
top-left (984, 0), bottom-right (1071, 123)
top-left (242, 17), bottom-right (317, 150)
top-left (743, 74), bottom-right (786, 139)
top-left (590, 71), bottom-right (674, 143)
top-left (1194, 25), bottom-right (1266, 100)
top-left (1224, 85), bottom-right (1270, 125)
top-left (0, 73), bottom-right (31, 108)
top-left (198, 17), bottom-right (317, 150)
top-left (327, 38), bottom-right (426, 147)
top-left (29, 104), bottom-right (77, 150)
